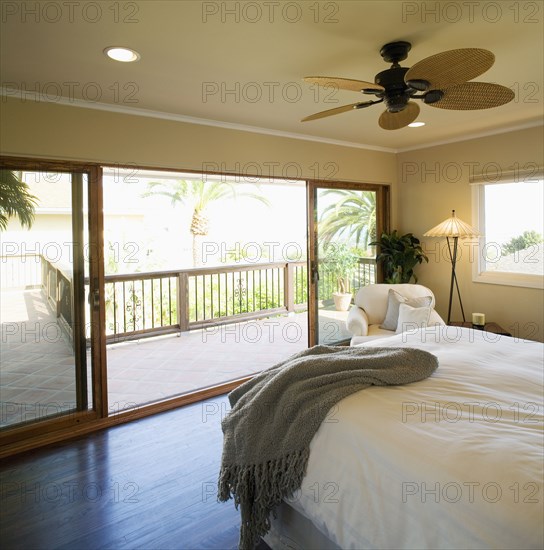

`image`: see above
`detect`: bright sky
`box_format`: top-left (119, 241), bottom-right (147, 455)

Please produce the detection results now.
top-left (21, 169), bottom-right (541, 273)
top-left (102, 169), bottom-right (307, 269)
top-left (484, 179), bottom-right (544, 243)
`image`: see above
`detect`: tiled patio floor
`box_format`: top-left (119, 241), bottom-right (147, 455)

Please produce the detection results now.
top-left (105, 314), bottom-right (310, 412)
top-left (1, 289), bottom-right (350, 428)
top-left (1, 289), bottom-right (80, 427)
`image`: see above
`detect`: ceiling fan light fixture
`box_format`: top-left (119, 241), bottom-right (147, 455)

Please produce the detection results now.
top-left (408, 121), bottom-right (426, 127)
top-left (104, 46), bottom-right (141, 62)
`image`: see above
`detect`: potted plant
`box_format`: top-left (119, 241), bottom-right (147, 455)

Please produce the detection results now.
top-left (333, 277), bottom-right (353, 311)
top-left (370, 231), bottom-right (428, 283)
top-left (323, 243), bottom-right (358, 311)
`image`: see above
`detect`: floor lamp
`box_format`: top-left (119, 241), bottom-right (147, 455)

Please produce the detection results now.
top-left (424, 210), bottom-right (481, 324)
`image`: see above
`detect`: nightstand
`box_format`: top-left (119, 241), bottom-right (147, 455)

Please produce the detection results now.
top-left (448, 321), bottom-right (512, 337)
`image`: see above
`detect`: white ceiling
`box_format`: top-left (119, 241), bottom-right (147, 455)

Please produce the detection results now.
top-left (1, 0), bottom-right (542, 151)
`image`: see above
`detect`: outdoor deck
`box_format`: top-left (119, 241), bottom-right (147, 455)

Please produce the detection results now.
top-left (1, 288), bottom-right (351, 428)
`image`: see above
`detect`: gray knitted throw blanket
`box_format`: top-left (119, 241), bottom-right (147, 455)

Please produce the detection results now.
top-left (218, 345), bottom-right (439, 549)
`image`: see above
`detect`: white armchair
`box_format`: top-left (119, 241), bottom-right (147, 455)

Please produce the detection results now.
top-left (347, 283), bottom-right (446, 346)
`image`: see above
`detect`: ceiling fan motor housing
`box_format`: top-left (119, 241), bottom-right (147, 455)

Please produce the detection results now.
top-left (375, 66), bottom-right (411, 112)
top-left (379, 41), bottom-right (411, 64)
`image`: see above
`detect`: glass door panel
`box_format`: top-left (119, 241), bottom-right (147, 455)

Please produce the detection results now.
top-left (0, 170), bottom-right (91, 429)
top-left (309, 184), bottom-right (380, 345)
top-left (101, 168), bottom-right (308, 412)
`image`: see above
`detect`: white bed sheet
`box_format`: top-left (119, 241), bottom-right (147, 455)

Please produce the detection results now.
top-left (286, 327), bottom-right (543, 549)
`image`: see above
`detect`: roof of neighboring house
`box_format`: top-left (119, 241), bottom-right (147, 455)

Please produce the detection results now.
top-left (24, 173), bottom-right (147, 216)
top-left (487, 244), bottom-right (544, 275)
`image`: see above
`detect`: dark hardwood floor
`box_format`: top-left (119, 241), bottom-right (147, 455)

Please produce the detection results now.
top-left (0, 394), bottom-right (270, 550)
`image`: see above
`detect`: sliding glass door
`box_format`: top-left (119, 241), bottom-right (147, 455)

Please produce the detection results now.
top-left (0, 159), bottom-right (390, 452)
top-left (308, 182), bottom-right (388, 346)
top-left (0, 169), bottom-right (93, 430)
top-left (101, 168), bottom-right (308, 410)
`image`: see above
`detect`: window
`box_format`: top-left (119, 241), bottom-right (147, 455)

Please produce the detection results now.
top-left (472, 175), bottom-right (543, 289)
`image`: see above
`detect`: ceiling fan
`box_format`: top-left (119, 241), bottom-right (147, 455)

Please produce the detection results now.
top-left (302, 41), bottom-right (515, 130)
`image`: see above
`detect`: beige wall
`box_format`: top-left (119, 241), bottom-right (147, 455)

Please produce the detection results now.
top-left (397, 126), bottom-right (544, 341)
top-left (2, 98), bottom-right (543, 340)
top-left (0, 97), bottom-right (397, 212)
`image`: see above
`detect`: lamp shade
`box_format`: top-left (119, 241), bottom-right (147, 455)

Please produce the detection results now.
top-left (424, 210), bottom-right (481, 238)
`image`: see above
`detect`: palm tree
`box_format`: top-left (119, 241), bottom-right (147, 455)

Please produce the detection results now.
top-left (0, 170), bottom-right (38, 230)
top-left (318, 190), bottom-right (376, 251)
top-left (143, 179), bottom-right (270, 266)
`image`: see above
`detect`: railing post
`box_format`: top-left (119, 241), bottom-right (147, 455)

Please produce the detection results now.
top-left (356, 257), bottom-right (378, 287)
top-left (285, 262), bottom-right (295, 312)
top-left (178, 272), bottom-right (189, 332)
top-left (55, 266), bottom-right (61, 319)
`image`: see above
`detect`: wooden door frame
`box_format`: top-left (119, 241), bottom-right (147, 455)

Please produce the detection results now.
top-left (0, 157), bottom-right (107, 451)
top-left (306, 180), bottom-right (390, 347)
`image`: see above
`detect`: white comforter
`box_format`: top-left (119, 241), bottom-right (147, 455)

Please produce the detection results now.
top-left (290, 327), bottom-right (543, 549)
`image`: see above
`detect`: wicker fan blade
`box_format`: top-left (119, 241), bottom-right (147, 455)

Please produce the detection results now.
top-left (379, 102), bottom-right (420, 130)
top-left (304, 76), bottom-right (384, 93)
top-left (302, 101), bottom-right (376, 122)
top-left (428, 82), bottom-right (515, 110)
top-left (405, 49), bottom-right (494, 90)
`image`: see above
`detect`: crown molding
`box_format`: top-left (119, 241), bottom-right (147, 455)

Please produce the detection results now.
top-left (2, 88), bottom-right (541, 155)
top-left (396, 119), bottom-right (544, 153)
top-left (0, 88), bottom-right (395, 154)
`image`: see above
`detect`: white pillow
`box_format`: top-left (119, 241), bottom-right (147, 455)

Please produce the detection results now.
top-left (380, 289), bottom-right (432, 331)
top-left (396, 303), bottom-right (431, 333)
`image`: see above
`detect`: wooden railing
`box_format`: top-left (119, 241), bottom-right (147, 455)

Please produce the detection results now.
top-left (0, 253), bottom-right (42, 289)
top-left (318, 257), bottom-right (376, 301)
top-left (0, 254), bottom-right (74, 343)
top-left (1, 255), bottom-right (377, 344)
top-left (356, 257), bottom-right (377, 287)
top-left (42, 258), bottom-right (74, 340)
top-left (103, 258), bottom-right (376, 342)
top-left (102, 261), bottom-right (308, 341)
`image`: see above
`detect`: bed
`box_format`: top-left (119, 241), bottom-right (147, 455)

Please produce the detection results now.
top-left (264, 326), bottom-right (544, 549)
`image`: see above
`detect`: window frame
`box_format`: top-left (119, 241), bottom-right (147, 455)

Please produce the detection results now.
top-left (471, 174), bottom-right (544, 290)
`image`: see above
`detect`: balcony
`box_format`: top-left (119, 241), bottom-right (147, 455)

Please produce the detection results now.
top-left (1, 254), bottom-right (376, 428)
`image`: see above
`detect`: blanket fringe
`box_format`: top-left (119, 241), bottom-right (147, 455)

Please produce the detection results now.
top-left (218, 448), bottom-right (310, 549)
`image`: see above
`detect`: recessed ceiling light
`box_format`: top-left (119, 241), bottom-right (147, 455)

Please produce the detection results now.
top-left (408, 122), bottom-right (425, 128)
top-left (104, 47), bottom-right (140, 62)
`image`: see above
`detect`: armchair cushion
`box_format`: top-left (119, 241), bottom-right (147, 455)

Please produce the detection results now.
top-left (348, 284), bottom-right (446, 345)
top-left (428, 309), bottom-right (445, 326)
top-left (346, 305), bottom-right (369, 336)
top-left (353, 283), bottom-right (436, 325)
top-left (380, 289), bottom-right (432, 331)
top-left (396, 303), bottom-right (432, 333)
